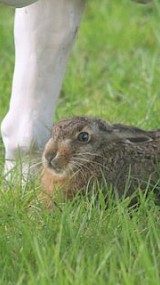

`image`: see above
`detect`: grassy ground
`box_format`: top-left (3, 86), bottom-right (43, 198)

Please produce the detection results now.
top-left (0, 0), bottom-right (160, 284)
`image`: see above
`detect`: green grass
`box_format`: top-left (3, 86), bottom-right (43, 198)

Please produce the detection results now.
top-left (0, 0), bottom-right (160, 284)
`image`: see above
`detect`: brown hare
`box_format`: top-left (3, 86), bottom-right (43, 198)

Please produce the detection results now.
top-left (41, 116), bottom-right (160, 205)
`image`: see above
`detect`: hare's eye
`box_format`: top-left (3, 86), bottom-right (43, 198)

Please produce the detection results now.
top-left (78, 132), bottom-right (90, 142)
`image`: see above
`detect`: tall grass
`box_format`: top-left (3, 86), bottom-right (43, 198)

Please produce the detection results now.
top-left (0, 0), bottom-right (160, 284)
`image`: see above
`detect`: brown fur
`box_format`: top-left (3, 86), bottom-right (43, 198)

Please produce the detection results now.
top-left (41, 116), bottom-right (160, 206)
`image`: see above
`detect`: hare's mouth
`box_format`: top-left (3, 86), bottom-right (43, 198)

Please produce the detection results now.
top-left (48, 163), bottom-right (65, 175)
top-left (47, 160), bottom-right (72, 178)
top-left (47, 165), bottom-right (68, 178)
top-left (49, 164), bottom-right (61, 174)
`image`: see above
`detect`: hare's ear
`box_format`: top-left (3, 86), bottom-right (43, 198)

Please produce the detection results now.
top-left (96, 119), bottom-right (113, 132)
top-left (112, 123), bottom-right (153, 143)
top-left (124, 136), bottom-right (153, 144)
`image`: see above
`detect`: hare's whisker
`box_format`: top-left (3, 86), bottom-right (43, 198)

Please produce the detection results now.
top-left (71, 160), bottom-right (91, 174)
top-left (30, 161), bottom-right (43, 168)
top-left (72, 158), bottom-right (97, 172)
top-left (72, 156), bottom-right (89, 163)
top-left (74, 152), bottom-right (103, 158)
top-left (72, 156), bottom-right (107, 171)
top-left (70, 160), bottom-right (86, 171)
top-left (41, 160), bottom-right (49, 167)
top-left (69, 161), bottom-right (82, 175)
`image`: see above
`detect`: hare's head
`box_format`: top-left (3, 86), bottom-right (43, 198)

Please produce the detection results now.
top-left (42, 116), bottom-right (113, 178)
top-left (42, 116), bottom-right (153, 178)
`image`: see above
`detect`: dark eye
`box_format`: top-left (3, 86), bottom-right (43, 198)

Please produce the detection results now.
top-left (77, 132), bottom-right (90, 142)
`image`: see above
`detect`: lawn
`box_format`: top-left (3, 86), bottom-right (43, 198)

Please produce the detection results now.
top-left (0, 0), bottom-right (160, 284)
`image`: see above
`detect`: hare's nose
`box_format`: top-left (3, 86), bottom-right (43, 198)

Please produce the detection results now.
top-left (45, 152), bottom-right (61, 173)
top-left (45, 152), bottom-right (56, 164)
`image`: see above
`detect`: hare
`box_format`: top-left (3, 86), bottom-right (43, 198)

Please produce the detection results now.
top-left (41, 116), bottom-right (160, 205)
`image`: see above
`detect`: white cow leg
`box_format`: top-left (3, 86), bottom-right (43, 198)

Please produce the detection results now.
top-left (1, 0), bottom-right (85, 183)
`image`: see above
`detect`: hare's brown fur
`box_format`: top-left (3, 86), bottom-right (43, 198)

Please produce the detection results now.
top-left (41, 116), bottom-right (160, 205)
